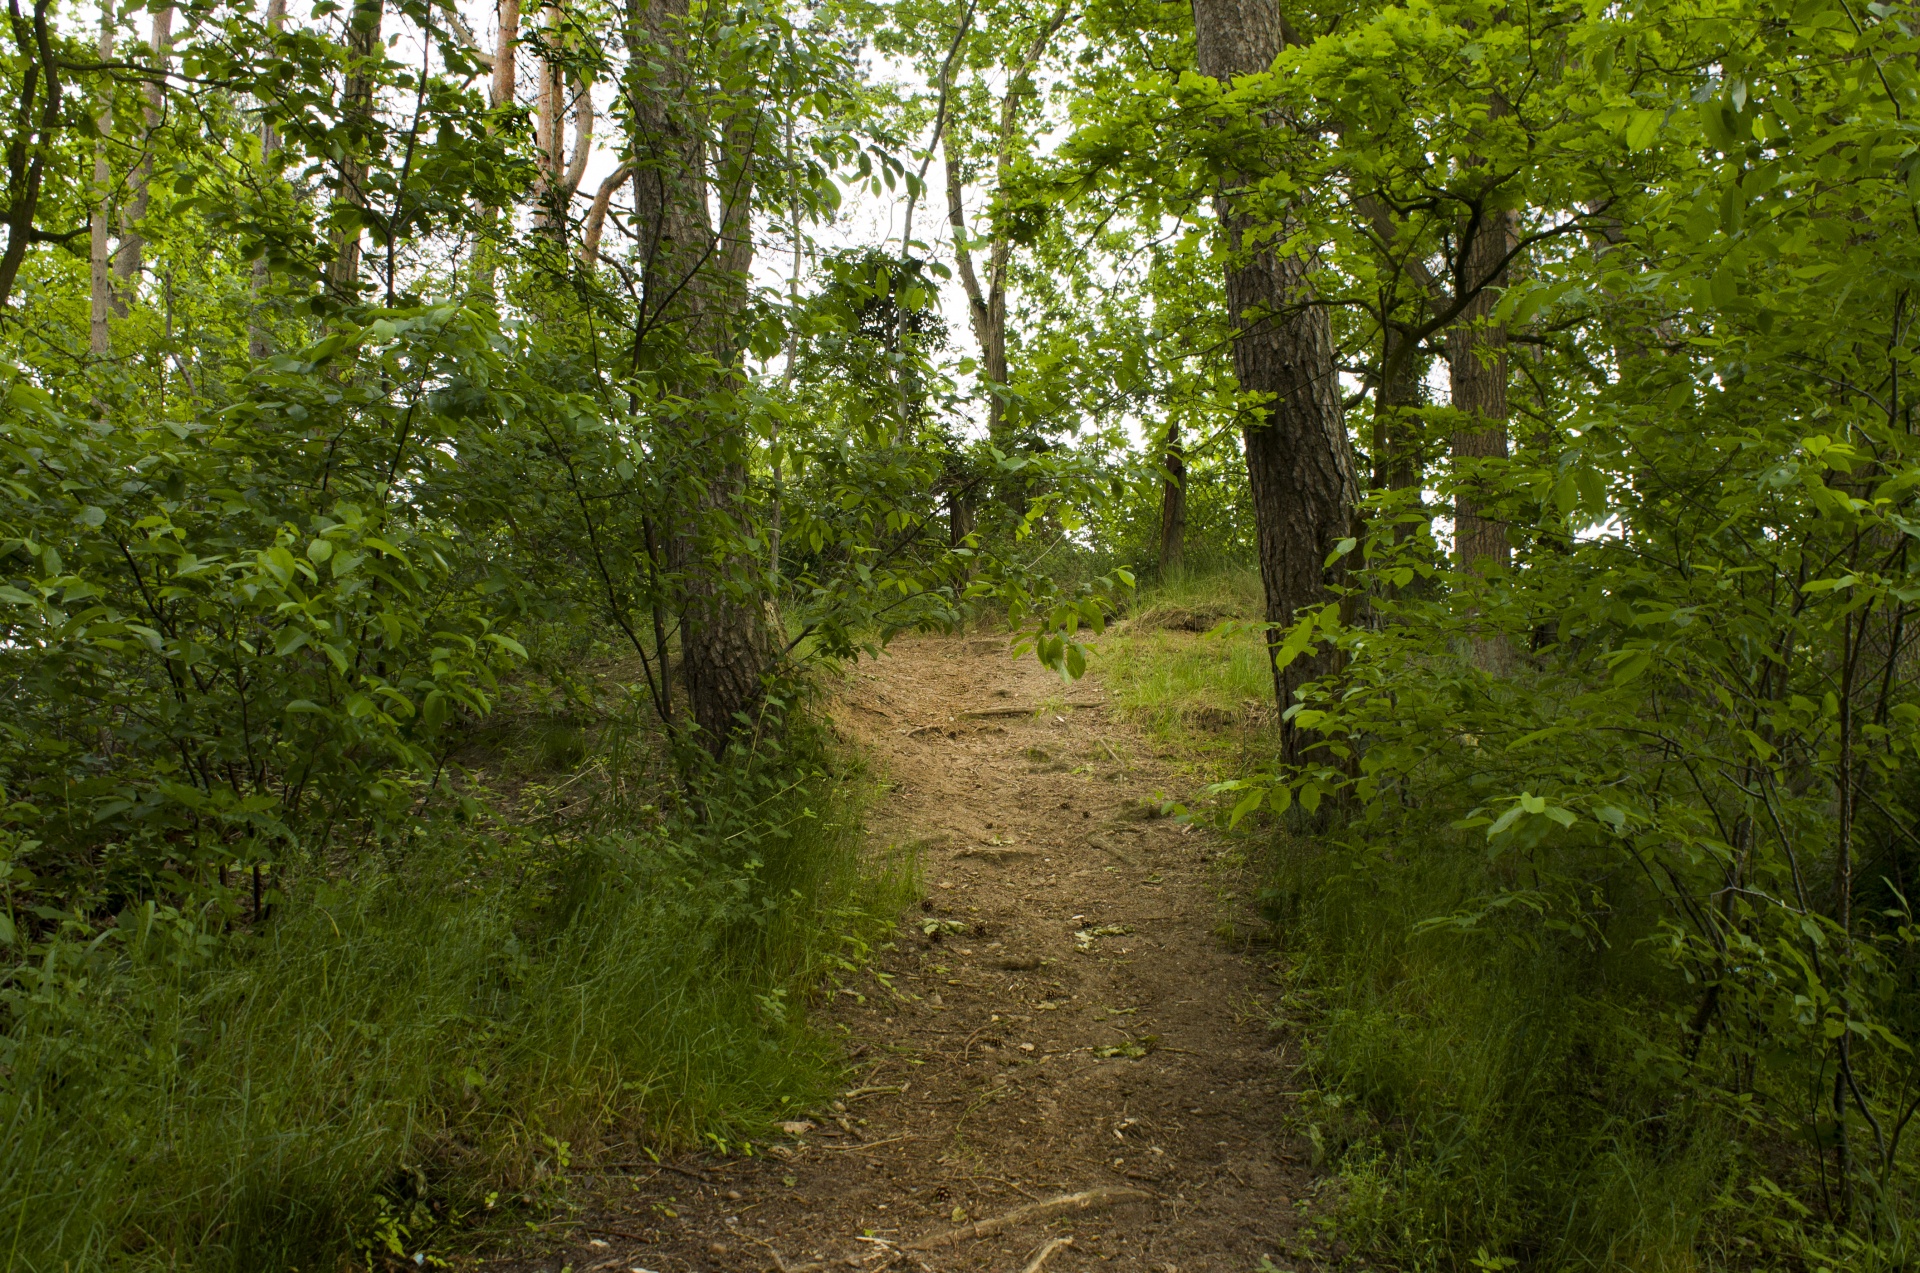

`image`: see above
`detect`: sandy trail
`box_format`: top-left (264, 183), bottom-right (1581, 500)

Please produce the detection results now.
top-left (498, 634), bottom-right (1317, 1273)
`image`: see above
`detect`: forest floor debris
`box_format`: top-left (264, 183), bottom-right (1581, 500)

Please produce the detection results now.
top-left (482, 633), bottom-right (1320, 1272)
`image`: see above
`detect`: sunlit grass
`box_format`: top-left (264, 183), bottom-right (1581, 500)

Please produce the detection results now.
top-left (1093, 568), bottom-right (1274, 764)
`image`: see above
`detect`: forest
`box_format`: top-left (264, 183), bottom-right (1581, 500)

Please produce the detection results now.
top-left (2, 0), bottom-right (1917, 1266)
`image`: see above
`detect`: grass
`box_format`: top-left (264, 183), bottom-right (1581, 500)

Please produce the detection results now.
top-left (1092, 570), bottom-right (1780, 1271)
top-left (1094, 568), bottom-right (1274, 759)
top-left (0, 718), bottom-right (912, 1272)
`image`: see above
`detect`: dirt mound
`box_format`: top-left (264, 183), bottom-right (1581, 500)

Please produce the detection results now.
top-left (1122, 604), bottom-right (1243, 634)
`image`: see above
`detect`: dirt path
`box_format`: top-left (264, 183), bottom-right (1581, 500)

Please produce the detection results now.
top-left (502, 634), bottom-right (1318, 1273)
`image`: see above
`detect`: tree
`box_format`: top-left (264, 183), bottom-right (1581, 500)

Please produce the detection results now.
top-left (1188, 0), bottom-right (1356, 738)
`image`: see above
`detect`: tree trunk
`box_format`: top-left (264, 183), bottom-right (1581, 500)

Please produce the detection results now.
top-left (580, 164), bottom-right (631, 264)
top-left (469, 0), bottom-right (520, 301)
top-left (491, 0), bottom-right (520, 109)
top-left (625, 0), bottom-right (770, 753)
top-left (534, 2), bottom-right (561, 225)
top-left (89, 1), bottom-right (114, 357)
top-left (0, 0), bottom-right (62, 312)
top-left (943, 0), bottom-right (1068, 446)
top-left (944, 126), bottom-right (1007, 439)
top-left (1190, 0), bottom-right (1358, 744)
top-left (1448, 206), bottom-right (1512, 571)
top-left (1158, 418), bottom-right (1187, 579)
top-left (248, 0), bottom-right (287, 359)
top-left (1372, 319), bottom-right (1422, 495)
top-left (111, 5), bottom-right (170, 309)
top-left (948, 484), bottom-right (976, 547)
top-left (328, 0), bottom-right (382, 299)
top-left (564, 72), bottom-right (594, 201)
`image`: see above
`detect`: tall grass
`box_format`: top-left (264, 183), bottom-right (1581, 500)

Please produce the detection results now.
top-left (0, 725), bottom-right (909, 1271)
top-left (1097, 571), bottom-right (1785, 1270)
top-left (1265, 824), bottom-right (1744, 1269)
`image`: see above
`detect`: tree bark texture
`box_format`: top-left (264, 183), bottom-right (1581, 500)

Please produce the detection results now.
top-left (533, 3), bottom-right (563, 225)
top-left (624, 0), bottom-right (770, 752)
top-left (111, 5), bottom-right (170, 308)
top-left (328, 0), bottom-right (382, 298)
top-left (1190, 0), bottom-right (1358, 734)
top-left (1372, 319), bottom-right (1423, 494)
top-left (1158, 418), bottom-right (1187, 579)
top-left (1448, 207), bottom-right (1512, 571)
top-left (89, 2), bottom-right (114, 357)
top-left (491, 0), bottom-right (520, 109)
top-left (948, 484), bottom-right (976, 547)
top-left (248, 0), bottom-right (287, 358)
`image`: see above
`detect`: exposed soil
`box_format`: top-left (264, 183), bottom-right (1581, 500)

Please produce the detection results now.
top-left (487, 634), bottom-right (1321, 1273)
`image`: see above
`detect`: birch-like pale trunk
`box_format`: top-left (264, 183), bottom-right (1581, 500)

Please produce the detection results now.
top-left (88, 1), bottom-right (114, 356)
top-left (111, 5), bottom-right (171, 311)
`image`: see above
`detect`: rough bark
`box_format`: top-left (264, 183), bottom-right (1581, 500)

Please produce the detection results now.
top-left (1448, 207), bottom-right (1513, 571)
top-left (625, 0), bottom-right (771, 752)
top-left (1372, 318), bottom-right (1422, 494)
top-left (111, 5), bottom-right (170, 308)
top-left (1190, 0), bottom-right (1359, 738)
top-left (328, 0), bottom-right (382, 299)
top-left (89, 1), bottom-right (114, 357)
top-left (948, 483), bottom-right (976, 547)
top-left (491, 0), bottom-right (520, 109)
top-left (1158, 418), bottom-right (1187, 579)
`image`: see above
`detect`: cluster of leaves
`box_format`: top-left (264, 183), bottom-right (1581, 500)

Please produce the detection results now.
top-left (0, 0), bottom-right (1129, 1263)
top-left (1161, 0), bottom-right (1920, 1257)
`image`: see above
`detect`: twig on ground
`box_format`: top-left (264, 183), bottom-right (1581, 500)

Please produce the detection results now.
top-left (604, 1160), bottom-right (714, 1183)
top-left (845, 1084), bottom-right (907, 1099)
top-left (743, 1232), bottom-right (825, 1273)
top-left (823, 1133), bottom-right (917, 1152)
top-left (1022, 1236), bottom-right (1074, 1273)
top-left (905, 1187), bottom-right (1155, 1250)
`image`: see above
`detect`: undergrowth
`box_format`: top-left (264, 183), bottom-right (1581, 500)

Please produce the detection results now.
top-left (1098, 571), bottom-right (1893, 1272)
top-left (0, 710), bottom-right (911, 1272)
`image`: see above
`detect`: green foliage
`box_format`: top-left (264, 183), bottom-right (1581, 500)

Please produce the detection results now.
top-left (0, 728), bottom-right (906, 1270)
top-left (1147, 0), bottom-right (1920, 1259)
top-left (0, 0), bottom-right (1122, 1266)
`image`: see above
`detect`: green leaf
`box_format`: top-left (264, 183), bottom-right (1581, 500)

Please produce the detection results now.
top-left (484, 633), bottom-right (528, 659)
top-left (1625, 109), bottom-right (1663, 152)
